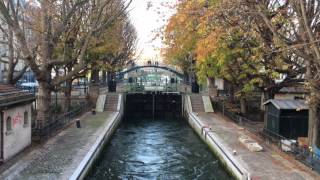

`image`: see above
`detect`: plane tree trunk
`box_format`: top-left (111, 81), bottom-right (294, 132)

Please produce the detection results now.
top-left (36, 81), bottom-right (51, 129)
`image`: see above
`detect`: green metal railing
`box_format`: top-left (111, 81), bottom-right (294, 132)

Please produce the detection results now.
top-left (124, 82), bottom-right (180, 92)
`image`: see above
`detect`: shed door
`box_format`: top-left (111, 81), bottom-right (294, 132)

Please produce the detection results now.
top-left (266, 104), bottom-right (280, 134)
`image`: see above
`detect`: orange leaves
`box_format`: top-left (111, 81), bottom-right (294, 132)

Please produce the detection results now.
top-left (196, 27), bottom-right (224, 62)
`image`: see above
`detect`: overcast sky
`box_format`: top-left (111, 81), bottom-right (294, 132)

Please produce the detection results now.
top-left (129, 0), bottom-right (177, 64)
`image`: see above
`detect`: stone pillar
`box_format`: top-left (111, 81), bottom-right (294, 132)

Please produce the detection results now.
top-left (89, 67), bottom-right (100, 106)
top-left (207, 77), bottom-right (218, 98)
top-left (89, 84), bottom-right (99, 107)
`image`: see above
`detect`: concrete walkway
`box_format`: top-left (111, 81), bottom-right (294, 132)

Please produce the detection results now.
top-left (0, 112), bottom-right (116, 180)
top-left (197, 112), bottom-right (318, 180)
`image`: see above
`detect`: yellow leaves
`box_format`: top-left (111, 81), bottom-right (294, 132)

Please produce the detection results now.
top-left (163, 0), bottom-right (224, 71)
top-left (88, 20), bottom-right (124, 56)
top-left (162, 2), bottom-right (201, 69)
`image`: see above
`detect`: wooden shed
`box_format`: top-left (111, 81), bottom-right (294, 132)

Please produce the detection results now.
top-left (264, 99), bottom-right (308, 139)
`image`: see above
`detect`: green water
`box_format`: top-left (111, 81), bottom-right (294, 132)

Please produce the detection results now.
top-left (85, 118), bottom-right (233, 180)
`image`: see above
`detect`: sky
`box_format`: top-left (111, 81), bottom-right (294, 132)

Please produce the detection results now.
top-left (129, 0), bottom-right (177, 65)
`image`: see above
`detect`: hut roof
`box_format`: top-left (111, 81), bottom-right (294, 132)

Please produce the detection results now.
top-left (0, 84), bottom-right (35, 108)
top-left (278, 86), bottom-right (307, 94)
top-left (263, 99), bottom-right (308, 110)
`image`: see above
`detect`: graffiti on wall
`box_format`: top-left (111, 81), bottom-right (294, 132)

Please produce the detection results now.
top-left (12, 112), bottom-right (22, 127)
top-left (4, 111), bottom-right (23, 128)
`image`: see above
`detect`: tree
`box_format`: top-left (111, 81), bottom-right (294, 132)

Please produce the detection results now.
top-left (0, 0), bottom-right (132, 129)
top-left (164, 0), bottom-right (306, 113)
top-left (0, 26), bottom-right (28, 84)
top-left (241, 0), bottom-right (320, 148)
top-left (197, 29), bottom-right (265, 114)
top-left (89, 18), bottom-right (137, 91)
top-left (0, 0), bottom-right (29, 84)
top-left (162, 0), bottom-right (202, 78)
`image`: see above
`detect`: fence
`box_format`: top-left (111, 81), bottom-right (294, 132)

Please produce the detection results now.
top-left (213, 100), bottom-right (320, 173)
top-left (17, 85), bottom-right (38, 94)
top-left (32, 101), bottom-right (91, 141)
top-left (16, 84), bottom-right (89, 96)
top-left (214, 101), bottom-right (263, 133)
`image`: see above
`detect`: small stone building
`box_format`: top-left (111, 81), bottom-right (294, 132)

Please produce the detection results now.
top-left (264, 99), bottom-right (308, 139)
top-left (0, 84), bottom-right (35, 162)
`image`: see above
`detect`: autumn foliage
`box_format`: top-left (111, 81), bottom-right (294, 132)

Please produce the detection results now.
top-left (163, 0), bottom-right (320, 148)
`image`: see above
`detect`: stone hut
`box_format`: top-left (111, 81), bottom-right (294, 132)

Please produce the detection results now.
top-left (0, 84), bottom-right (35, 162)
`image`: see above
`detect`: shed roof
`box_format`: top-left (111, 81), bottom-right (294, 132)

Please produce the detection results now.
top-left (278, 86), bottom-right (307, 94)
top-left (0, 84), bottom-right (35, 108)
top-left (263, 99), bottom-right (308, 110)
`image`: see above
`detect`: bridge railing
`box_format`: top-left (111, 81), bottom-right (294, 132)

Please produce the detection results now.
top-left (116, 82), bottom-right (190, 93)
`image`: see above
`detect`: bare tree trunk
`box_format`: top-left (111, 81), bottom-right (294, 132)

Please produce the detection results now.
top-left (102, 70), bottom-right (107, 85)
top-left (229, 85), bottom-right (235, 103)
top-left (64, 79), bottom-right (73, 112)
top-left (240, 97), bottom-right (247, 114)
top-left (7, 26), bottom-right (14, 84)
top-left (35, 1), bottom-right (53, 129)
top-left (91, 68), bottom-right (100, 84)
top-left (309, 100), bottom-right (319, 147)
top-left (107, 71), bottom-right (116, 92)
top-left (36, 82), bottom-right (51, 129)
top-left (260, 93), bottom-right (265, 111)
top-left (316, 106), bottom-right (320, 148)
top-left (306, 62), bottom-right (320, 147)
top-left (260, 91), bottom-right (274, 111)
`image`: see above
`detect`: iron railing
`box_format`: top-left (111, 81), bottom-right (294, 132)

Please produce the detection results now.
top-left (16, 84), bottom-right (89, 95)
top-left (213, 101), bottom-right (320, 173)
top-left (32, 101), bottom-right (91, 141)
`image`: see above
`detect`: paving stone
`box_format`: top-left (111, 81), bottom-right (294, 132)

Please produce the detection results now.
top-left (0, 112), bottom-right (115, 180)
top-left (196, 112), bottom-right (318, 180)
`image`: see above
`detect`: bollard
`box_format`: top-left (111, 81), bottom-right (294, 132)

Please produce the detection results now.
top-left (92, 108), bottom-right (96, 115)
top-left (76, 119), bottom-right (81, 128)
top-left (233, 150), bottom-right (237, 155)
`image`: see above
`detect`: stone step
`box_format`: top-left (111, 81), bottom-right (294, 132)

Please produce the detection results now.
top-left (190, 95), bottom-right (205, 112)
top-left (104, 94), bottom-right (119, 112)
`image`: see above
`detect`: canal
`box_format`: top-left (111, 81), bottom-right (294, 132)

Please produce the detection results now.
top-left (85, 117), bottom-right (233, 179)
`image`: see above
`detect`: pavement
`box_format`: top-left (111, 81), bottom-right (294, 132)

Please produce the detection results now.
top-left (196, 112), bottom-right (319, 180)
top-left (0, 112), bottom-right (116, 180)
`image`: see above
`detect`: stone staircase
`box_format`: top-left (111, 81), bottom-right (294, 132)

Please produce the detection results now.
top-left (104, 94), bottom-right (119, 111)
top-left (190, 95), bottom-right (205, 112)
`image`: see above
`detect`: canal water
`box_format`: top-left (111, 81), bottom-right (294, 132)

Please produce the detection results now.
top-left (85, 118), bottom-right (233, 180)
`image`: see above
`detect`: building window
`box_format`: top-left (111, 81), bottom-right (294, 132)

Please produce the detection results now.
top-left (24, 111), bottom-right (28, 126)
top-left (6, 116), bottom-right (12, 131)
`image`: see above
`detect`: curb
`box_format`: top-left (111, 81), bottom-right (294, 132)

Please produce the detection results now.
top-left (185, 95), bottom-right (249, 180)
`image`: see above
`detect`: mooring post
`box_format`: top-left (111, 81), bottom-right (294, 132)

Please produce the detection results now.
top-left (76, 119), bottom-right (81, 128)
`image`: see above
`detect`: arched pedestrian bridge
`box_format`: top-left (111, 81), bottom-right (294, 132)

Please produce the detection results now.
top-left (115, 65), bottom-right (189, 93)
top-left (116, 65), bottom-right (185, 79)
